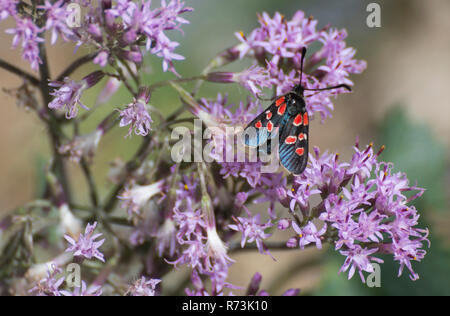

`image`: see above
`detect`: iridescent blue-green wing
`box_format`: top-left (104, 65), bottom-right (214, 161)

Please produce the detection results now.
top-left (278, 112), bottom-right (309, 176)
top-left (243, 96), bottom-right (288, 147)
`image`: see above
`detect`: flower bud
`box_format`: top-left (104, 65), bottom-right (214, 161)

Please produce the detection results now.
top-left (277, 218), bottom-right (291, 231)
top-left (246, 273), bottom-right (262, 296)
top-left (101, 0), bottom-right (112, 10)
top-left (121, 50), bottom-right (142, 64)
top-left (121, 29), bottom-right (138, 46)
top-left (87, 23), bottom-right (103, 42)
top-left (82, 70), bottom-right (105, 88)
top-left (96, 77), bottom-right (120, 105)
top-left (93, 51), bottom-right (109, 67)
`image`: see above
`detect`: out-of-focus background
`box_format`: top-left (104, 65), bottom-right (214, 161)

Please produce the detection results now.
top-left (1, 0), bottom-right (449, 295)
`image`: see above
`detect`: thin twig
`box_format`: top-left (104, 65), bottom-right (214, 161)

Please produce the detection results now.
top-left (229, 241), bottom-right (298, 253)
top-left (38, 41), bottom-right (71, 202)
top-left (56, 52), bottom-right (98, 81)
top-left (103, 135), bottom-right (155, 213)
top-left (118, 57), bottom-right (140, 88)
top-left (0, 59), bottom-right (40, 86)
top-left (111, 64), bottom-right (138, 97)
top-left (80, 158), bottom-right (99, 208)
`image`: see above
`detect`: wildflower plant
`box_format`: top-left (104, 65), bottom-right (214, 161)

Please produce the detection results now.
top-left (0, 0), bottom-right (429, 296)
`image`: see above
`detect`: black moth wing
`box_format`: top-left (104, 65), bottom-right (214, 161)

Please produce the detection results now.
top-left (243, 96), bottom-right (287, 149)
top-left (278, 104), bottom-right (309, 176)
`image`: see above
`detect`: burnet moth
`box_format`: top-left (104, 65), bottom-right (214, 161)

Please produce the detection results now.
top-left (243, 47), bottom-right (351, 175)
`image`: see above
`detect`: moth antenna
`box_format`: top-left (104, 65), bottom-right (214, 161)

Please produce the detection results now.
top-left (303, 84), bottom-right (352, 92)
top-left (299, 47), bottom-right (307, 86)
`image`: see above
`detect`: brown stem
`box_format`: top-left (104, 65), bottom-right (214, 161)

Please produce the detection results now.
top-left (0, 59), bottom-right (40, 86)
top-left (38, 41), bottom-right (71, 202)
top-left (103, 135), bottom-right (155, 213)
top-left (229, 241), bottom-right (304, 253)
top-left (56, 52), bottom-right (98, 81)
top-left (80, 158), bottom-right (99, 208)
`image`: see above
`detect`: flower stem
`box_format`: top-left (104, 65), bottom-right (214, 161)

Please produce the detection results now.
top-left (0, 58), bottom-right (40, 86)
top-left (56, 53), bottom-right (98, 81)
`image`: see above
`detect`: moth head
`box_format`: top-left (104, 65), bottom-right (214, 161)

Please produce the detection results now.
top-left (287, 95), bottom-right (306, 116)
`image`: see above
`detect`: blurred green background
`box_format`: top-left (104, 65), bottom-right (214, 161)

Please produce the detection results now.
top-left (0, 0), bottom-right (449, 295)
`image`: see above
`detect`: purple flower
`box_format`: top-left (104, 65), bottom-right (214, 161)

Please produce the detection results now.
top-left (205, 226), bottom-right (234, 271)
top-left (118, 180), bottom-right (165, 217)
top-left (207, 65), bottom-right (272, 97)
top-left (385, 233), bottom-right (429, 281)
top-left (185, 269), bottom-right (209, 296)
top-left (283, 288), bottom-right (301, 296)
top-left (60, 281), bottom-right (102, 296)
top-left (93, 50), bottom-right (109, 67)
top-left (356, 211), bottom-right (388, 243)
top-left (108, 0), bottom-right (192, 75)
top-left (236, 12), bottom-right (320, 60)
top-left (192, 93), bottom-right (259, 130)
top-left (235, 192), bottom-right (249, 210)
top-left (229, 214), bottom-right (273, 256)
top-left (251, 173), bottom-right (287, 218)
top-left (170, 189), bottom-right (235, 293)
top-left (305, 141), bottom-right (430, 281)
top-left (347, 141), bottom-right (380, 180)
top-left (59, 129), bottom-right (103, 163)
top-left (277, 218), bottom-right (291, 231)
top-left (298, 147), bottom-right (349, 195)
top-left (64, 222), bottom-right (105, 262)
top-left (87, 23), bottom-right (103, 42)
top-left (288, 183), bottom-right (321, 213)
top-left (153, 218), bottom-right (178, 257)
top-left (246, 272), bottom-right (263, 296)
top-left (220, 161), bottom-right (262, 188)
top-left (292, 221), bottom-right (327, 250)
top-left (127, 277), bottom-right (161, 296)
top-left (119, 96), bottom-right (153, 137)
top-left (49, 71), bottom-right (104, 119)
top-left (173, 207), bottom-right (205, 244)
top-left (245, 272), bottom-right (299, 296)
top-left (0, 0), bottom-right (17, 21)
top-left (39, 0), bottom-right (74, 44)
top-left (185, 267), bottom-right (238, 296)
top-left (339, 246), bottom-right (383, 282)
top-left (29, 264), bottom-right (64, 296)
top-left (170, 239), bottom-right (208, 271)
top-left (234, 11), bottom-right (366, 120)
top-left (95, 77), bottom-right (121, 105)
top-left (6, 17), bottom-right (43, 70)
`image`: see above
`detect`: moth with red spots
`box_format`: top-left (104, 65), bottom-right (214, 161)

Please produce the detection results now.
top-left (244, 47), bottom-right (351, 175)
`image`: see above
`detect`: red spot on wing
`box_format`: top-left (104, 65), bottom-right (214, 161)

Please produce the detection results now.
top-left (303, 113), bottom-right (309, 126)
top-left (298, 133), bottom-right (306, 141)
top-left (267, 121), bottom-right (273, 132)
top-left (295, 147), bottom-right (305, 156)
top-left (275, 96), bottom-right (285, 107)
top-left (293, 114), bottom-right (303, 126)
top-left (255, 121), bottom-right (262, 129)
top-left (278, 103), bottom-right (286, 115)
top-left (266, 111), bottom-right (272, 120)
top-left (285, 136), bottom-right (297, 144)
